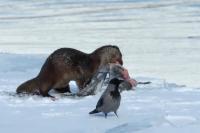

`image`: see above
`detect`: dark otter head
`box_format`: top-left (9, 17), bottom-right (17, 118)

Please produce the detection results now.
top-left (92, 45), bottom-right (123, 67)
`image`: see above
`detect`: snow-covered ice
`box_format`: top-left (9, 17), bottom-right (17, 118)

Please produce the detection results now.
top-left (0, 0), bottom-right (200, 133)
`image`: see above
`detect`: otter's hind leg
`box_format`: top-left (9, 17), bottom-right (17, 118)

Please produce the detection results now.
top-left (40, 91), bottom-right (55, 98)
top-left (39, 85), bottom-right (54, 98)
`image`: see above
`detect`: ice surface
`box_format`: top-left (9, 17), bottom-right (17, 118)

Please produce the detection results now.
top-left (0, 53), bottom-right (200, 133)
top-left (0, 0), bottom-right (200, 133)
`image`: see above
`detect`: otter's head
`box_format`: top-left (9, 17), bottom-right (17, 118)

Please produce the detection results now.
top-left (92, 45), bottom-right (123, 67)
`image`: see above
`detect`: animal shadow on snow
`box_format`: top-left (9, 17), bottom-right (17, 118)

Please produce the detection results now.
top-left (105, 122), bottom-right (152, 133)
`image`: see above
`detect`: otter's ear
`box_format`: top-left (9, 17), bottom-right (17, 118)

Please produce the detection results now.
top-left (112, 45), bottom-right (119, 48)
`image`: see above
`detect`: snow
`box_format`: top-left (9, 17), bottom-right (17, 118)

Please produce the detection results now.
top-left (0, 0), bottom-right (200, 133)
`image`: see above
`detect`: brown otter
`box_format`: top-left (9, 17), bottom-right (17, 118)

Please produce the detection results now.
top-left (16, 45), bottom-right (123, 98)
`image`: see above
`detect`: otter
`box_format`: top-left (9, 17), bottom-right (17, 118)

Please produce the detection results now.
top-left (16, 45), bottom-right (123, 98)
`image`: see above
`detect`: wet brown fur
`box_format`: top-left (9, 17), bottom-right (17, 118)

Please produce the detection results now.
top-left (16, 45), bottom-right (123, 97)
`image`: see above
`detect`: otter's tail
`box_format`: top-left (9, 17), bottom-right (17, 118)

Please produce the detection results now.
top-left (89, 109), bottom-right (100, 114)
top-left (16, 78), bottom-right (39, 94)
